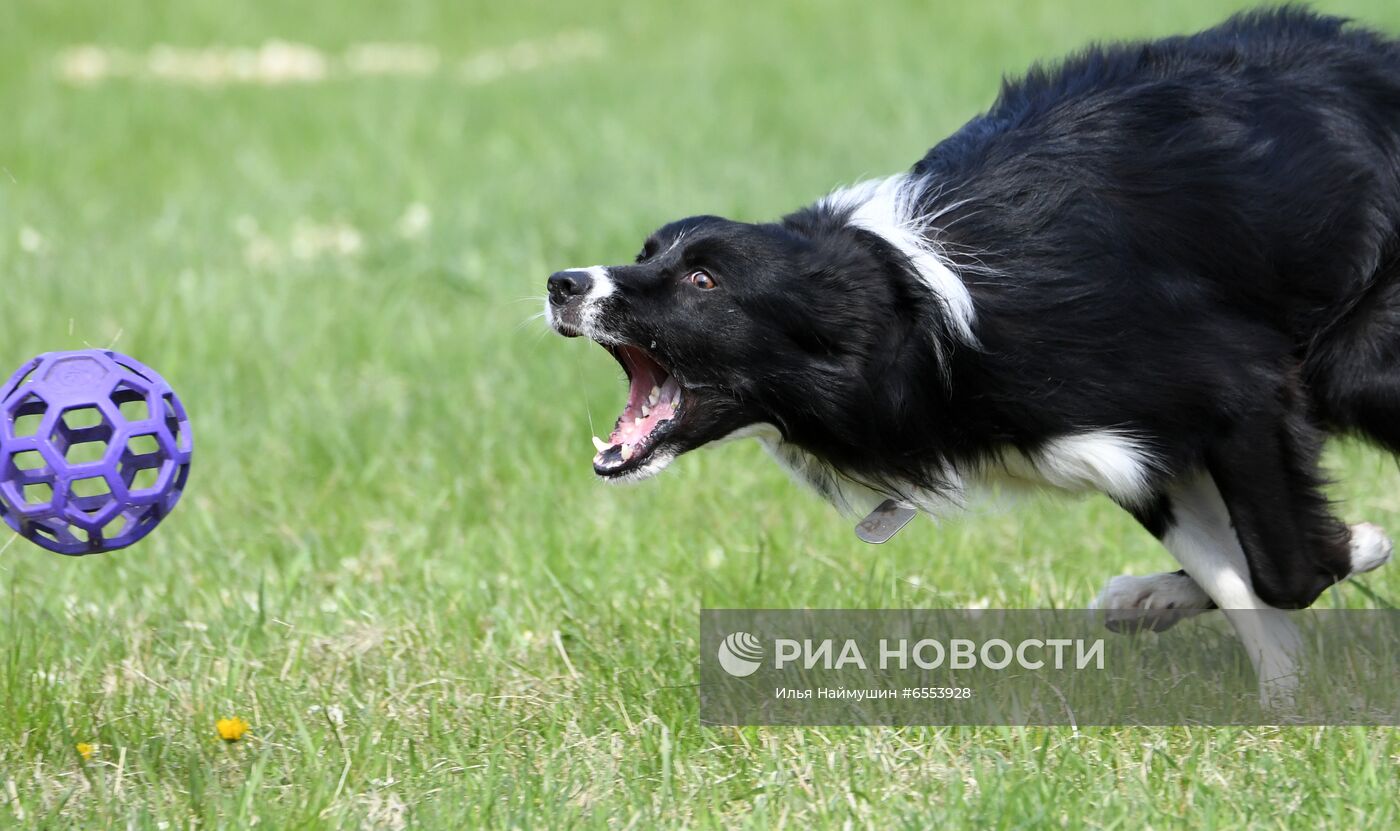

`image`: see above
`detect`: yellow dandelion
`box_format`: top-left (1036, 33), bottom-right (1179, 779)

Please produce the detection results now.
top-left (76, 742), bottom-right (95, 761)
top-left (215, 717), bottom-right (250, 742)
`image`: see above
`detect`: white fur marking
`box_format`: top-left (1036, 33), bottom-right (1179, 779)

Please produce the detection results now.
top-left (1030, 432), bottom-right (1157, 504)
top-left (1093, 571), bottom-right (1213, 611)
top-left (1095, 521), bottom-right (1392, 635)
top-left (821, 173), bottom-right (978, 345)
top-left (1349, 522), bottom-right (1393, 575)
top-left (662, 229), bottom-right (688, 258)
top-left (739, 428), bottom-right (1155, 521)
top-left (582, 265), bottom-right (613, 298)
top-left (1162, 474), bottom-right (1303, 707)
top-left (543, 265), bottom-right (619, 342)
top-left (546, 266), bottom-right (612, 343)
top-left (750, 431), bottom-right (966, 520)
top-left (1091, 571), bottom-right (1213, 632)
top-left (577, 265), bottom-right (613, 334)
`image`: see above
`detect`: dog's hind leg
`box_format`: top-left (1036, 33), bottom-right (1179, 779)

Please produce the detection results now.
top-left (1348, 522), bottom-right (1394, 575)
top-left (1092, 569), bottom-right (1214, 632)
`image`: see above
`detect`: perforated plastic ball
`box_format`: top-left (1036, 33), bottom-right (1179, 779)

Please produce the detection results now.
top-left (0, 350), bottom-right (193, 555)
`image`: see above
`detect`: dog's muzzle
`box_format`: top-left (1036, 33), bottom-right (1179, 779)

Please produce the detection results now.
top-left (546, 268), bottom-right (613, 339)
top-left (547, 268), bottom-right (591, 336)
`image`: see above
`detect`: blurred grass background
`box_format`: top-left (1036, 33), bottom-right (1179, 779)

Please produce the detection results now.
top-left (2, 0), bottom-right (1399, 827)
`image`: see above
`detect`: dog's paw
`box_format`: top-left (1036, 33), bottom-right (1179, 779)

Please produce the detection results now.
top-left (1091, 572), bottom-right (1213, 633)
top-left (1349, 522), bottom-right (1393, 576)
top-left (1258, 671), bottom-right (1301, 712)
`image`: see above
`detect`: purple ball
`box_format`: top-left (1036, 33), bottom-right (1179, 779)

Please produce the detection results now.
top-left (0, 350), bottom-right (193, 555)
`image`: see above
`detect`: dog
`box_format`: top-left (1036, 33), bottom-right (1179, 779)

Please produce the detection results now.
top-left (545, 8), bottom-right (1400, 703)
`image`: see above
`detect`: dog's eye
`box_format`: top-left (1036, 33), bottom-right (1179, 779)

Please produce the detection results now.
top-left (684, 269), bottom-right (717, 290)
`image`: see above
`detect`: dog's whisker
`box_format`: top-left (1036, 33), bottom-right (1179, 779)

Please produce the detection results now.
top-left (515, 310), bottom-right (549, 331)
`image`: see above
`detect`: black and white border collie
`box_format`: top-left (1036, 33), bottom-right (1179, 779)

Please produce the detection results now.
top-left (546, 9), bottom-right (1400, 702)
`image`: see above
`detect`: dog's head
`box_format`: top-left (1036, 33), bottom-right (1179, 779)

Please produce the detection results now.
top-left (547, 213), bottom-right (934, 481)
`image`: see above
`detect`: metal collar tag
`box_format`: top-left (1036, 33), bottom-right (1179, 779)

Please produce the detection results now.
top-left (855, 499), bottom-right (917, 544)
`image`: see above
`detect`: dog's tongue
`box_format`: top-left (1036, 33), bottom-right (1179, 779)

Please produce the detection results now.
top-left (592, 347), bottom-right (682, 470)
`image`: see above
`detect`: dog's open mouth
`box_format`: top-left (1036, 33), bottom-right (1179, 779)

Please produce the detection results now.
top-left (592, 345), bottom-right (683, 477)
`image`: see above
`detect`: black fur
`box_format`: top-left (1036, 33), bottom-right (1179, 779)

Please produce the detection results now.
top-left (549, 8), bottom-right (1400, 609)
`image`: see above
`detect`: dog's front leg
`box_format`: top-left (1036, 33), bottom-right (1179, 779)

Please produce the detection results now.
top-left (1154, 473), bottom-right (1304, 709)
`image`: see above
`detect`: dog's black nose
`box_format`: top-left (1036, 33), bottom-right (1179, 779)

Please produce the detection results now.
top-left (548, 270), bottom-right (593, 306)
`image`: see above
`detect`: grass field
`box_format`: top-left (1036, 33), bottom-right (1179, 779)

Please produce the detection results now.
top-left (4, 0), bottom-right (1400, 827)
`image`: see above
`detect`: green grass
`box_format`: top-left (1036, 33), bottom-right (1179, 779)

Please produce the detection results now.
top-left (3, 0), bottom-right (1400, 827)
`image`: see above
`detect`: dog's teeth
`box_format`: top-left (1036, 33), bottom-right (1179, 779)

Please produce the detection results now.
top-left (641, 404), bottom-right (651, 417)
top-left (591, 435), bottom-right (608, 452)
top-left (621, 443), bottom-right (634, 461)
top-left (633, 417), bottom-right (643, 427)
top-left (648, 386), bottom-right (660, 405)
